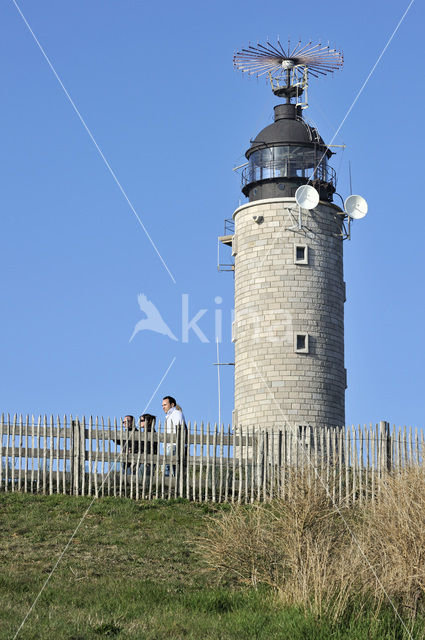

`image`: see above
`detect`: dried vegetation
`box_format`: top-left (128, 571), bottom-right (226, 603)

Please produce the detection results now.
top-left (197, 468), bottom-right (425, 625)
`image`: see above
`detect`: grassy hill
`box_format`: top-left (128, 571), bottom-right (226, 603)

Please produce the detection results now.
top-left (0, 493), bottom-right (420, 639)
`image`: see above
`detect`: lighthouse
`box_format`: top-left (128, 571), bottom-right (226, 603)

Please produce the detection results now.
top-left (228, 40), bottom-right (353, 432)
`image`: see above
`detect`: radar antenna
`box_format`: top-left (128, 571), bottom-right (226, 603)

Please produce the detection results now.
top-left (233, 39), bottom-right (343, 108)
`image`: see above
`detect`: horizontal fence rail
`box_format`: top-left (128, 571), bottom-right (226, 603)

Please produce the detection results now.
top-left (0, 416), bottom-right (424, 503)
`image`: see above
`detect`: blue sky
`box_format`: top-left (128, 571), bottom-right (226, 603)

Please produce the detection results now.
top-left (1, 0), bottom-right (423, 428)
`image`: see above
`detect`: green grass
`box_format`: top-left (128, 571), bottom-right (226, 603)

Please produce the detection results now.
top-left (0, 493), bottom-right (423, 639)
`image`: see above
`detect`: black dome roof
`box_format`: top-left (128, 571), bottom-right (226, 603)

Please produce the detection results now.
top-left (246, 103), bottom-right (331, 158)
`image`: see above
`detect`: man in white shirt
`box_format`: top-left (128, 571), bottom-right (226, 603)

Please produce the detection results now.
top-left (162, 396), bottom-right (185, 476)
top-left (162, 396), bottom-right (185, 432)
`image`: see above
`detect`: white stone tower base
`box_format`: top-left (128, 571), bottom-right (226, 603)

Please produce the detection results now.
top-left (233, 197), bottom-right (345, 431)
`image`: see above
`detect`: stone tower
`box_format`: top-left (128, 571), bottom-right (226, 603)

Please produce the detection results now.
top-left (229, 40), bottom-right (346, 431)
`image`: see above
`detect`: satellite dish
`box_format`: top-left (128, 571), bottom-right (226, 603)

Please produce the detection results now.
top-left (344, 195), bottom-right (368, 220)
top-left (295, 185), bottom-right (320, 210)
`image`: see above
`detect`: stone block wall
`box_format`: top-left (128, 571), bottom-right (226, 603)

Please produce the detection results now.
top-left (233, 197), bottom-right (345, 430)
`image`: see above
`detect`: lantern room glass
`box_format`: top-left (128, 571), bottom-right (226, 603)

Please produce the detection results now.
top-left (247, 145), bottom-right (329, 183)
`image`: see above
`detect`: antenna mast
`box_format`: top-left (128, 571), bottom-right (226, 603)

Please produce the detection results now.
top-left (234, 39), bottom-right (343, 109)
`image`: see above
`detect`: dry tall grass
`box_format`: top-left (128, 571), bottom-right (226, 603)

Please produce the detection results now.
top-left (358, 467), bottom-right (425, 618)
top-left (197, 475), bottom-right (356, 619)
top-left (197, 468), bottom-right (425, 623)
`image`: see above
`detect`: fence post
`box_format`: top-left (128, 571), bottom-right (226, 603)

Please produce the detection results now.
top-left (71, 418), bottom-right (85, 496)
top-left (71, 419), bottom-right (79, 495)
top-left (80, 417), bottom-right (86, 496)
top-left (177, 422), bottom-right (186, 498)
top-left (259, 431), bottom-right (265, 501)
top-left (0, 414), bottom-right (3, 491)
top-left (380, 420), bottom-right (391, 472)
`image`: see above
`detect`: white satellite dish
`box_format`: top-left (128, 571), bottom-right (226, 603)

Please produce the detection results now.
top-left (344, 194), bottom-right (368, 220)
top-left (295, 185), bottom-right (320, 210)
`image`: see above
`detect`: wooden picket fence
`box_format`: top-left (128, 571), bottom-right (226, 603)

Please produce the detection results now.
top-left (0, 415), bottom-right (423, 503)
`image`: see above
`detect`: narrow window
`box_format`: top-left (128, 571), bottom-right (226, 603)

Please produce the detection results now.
top-left (294, 332), bottom-right (309, 353)
top-left (297, 334), bottom-right (306, 350)
top-left (231, 234), bottom-right (238, 257)
top-left (294, 244), bottom-right (308, 265)
top-left (296, 246), bottom-right (305, 261)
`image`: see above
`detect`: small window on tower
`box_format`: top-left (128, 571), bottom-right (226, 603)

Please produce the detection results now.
top-left (296, 246), bottom-right (305, 261)
top-left (294, 244), bottom-right (308, 264)
top-left (231, 321), bottom-right (237, 343)
top-left (294, 332), bottom-right (309, 354)
top-left (231, 234), bottom-right (238, 257)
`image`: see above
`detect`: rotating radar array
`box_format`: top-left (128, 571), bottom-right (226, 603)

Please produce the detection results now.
top-left (234, 39), bottom-right (343, 99)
